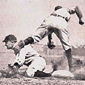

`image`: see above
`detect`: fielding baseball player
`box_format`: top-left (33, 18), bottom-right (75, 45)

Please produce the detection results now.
top-left (3, 34), bottom-right (51, 77)
top-left (13, 6), bottom-right (84, 72)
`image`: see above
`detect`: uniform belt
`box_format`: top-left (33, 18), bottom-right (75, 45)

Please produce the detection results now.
top-left (51, 13), bottom-right (68, 22)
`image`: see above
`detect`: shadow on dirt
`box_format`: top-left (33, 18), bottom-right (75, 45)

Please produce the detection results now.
top-left (0, 70), bottom-right (25, 78)
top-left (72, 46), bottom-right (85, 56)
top-left (0, 66), bottom-right (85, 81)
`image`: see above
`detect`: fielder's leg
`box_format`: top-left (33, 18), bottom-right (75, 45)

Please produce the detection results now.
top-left (26, 57), bottom-right (46, 77)
top-left (65, 49), bottom-right (72, 71)
top-left (54, 28), bottom-right (72, 71)
top-left (24, 25), bottom-right (50, 45)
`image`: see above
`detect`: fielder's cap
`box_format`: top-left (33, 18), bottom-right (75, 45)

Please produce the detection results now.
top-left (3, 34), bottom-right (17, 42)
top-left (54, 6), bottom-right (62, 11)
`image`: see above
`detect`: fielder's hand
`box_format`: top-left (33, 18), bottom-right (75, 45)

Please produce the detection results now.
top-left (47, 41), bottom-right (55, 49)
top-left (2, 64), bottom-right (16, 77)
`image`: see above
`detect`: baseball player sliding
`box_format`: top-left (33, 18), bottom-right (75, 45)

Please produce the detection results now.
top-left (3, 34), bottom-right (53, 77)
top-left (2, 34), bottom-right (85, 79)
top-left (13, 5), bottom-right (84, 72)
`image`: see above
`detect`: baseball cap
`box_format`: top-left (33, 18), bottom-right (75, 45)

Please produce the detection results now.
top-left (3, 34), bottom-right (17, 43)
top-left (54, 6), bottom-right (62, 11)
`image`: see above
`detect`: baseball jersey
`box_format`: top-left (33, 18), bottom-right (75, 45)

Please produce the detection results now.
top-left (52, 8), bottom-right (71, 21)
top-left (13, 44), bottom-right (40, 66)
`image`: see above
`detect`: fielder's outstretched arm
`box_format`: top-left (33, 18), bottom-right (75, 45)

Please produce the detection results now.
top-left (69, 6), bottom-right (84, 25)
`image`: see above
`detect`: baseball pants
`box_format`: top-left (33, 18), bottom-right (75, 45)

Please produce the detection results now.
top-left (32, 16), bottom-right (71, 51)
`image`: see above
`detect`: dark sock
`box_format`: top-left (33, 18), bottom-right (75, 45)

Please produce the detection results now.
top-left (65, 49), bottom-right (72, 71)
top-left (24, 37), bottom-right (34, 45)
top-left (34, 70), bottom-right (51, 77)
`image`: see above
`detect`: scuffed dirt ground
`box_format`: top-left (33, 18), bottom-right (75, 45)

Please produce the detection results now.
top-left (0, 46), bottom-right (85, 85)
top-left (0, 76), bottom-right (85, 85)
top-left (0, 62), bottom-right (85, 85)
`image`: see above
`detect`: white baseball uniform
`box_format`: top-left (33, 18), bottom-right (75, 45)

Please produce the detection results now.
top-left (32, 8), bottom-right (73, 50)
top-left (12, 44), bottom-right (46, 77)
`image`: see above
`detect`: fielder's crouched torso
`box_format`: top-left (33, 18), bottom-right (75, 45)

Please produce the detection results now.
top-left (13, 44), bottom-right (46, 77)
top-left (44, 8), bottom-right (70, 29)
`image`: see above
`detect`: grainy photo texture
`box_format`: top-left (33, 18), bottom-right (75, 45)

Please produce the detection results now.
top-left (0, 0), bottom-right (85, 85)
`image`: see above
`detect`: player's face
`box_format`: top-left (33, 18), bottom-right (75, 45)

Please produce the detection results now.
top-left (5, 41), bottom-right (15, 49)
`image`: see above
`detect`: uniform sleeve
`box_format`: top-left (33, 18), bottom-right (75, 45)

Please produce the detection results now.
top-left (50, 11), bottom-right (57, 16)
top-left (67, 8), bottom-right (76, 14)
top-left (13, 47), bottom-right (28, 66)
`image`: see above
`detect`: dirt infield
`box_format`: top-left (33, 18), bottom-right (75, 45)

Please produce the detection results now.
top-left (0, 44), bottom-right (85, 85)
top-left (0, 50), bottom-right (85, 85)
top-left (0, 75), bottom-right (85, 85)
top-left (0, 0), bottom-right (85, 84)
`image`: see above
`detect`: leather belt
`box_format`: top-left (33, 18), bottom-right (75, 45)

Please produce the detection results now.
top-left (51, 13), bottom-right (69, 22)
